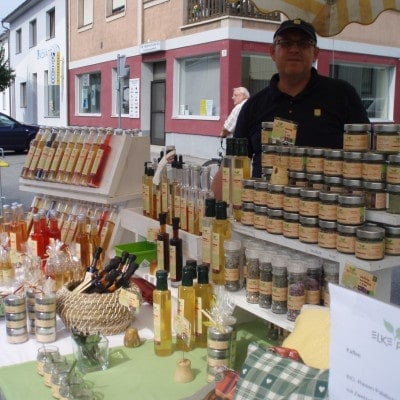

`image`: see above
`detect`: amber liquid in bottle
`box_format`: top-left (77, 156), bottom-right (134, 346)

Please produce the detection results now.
top-left (40, 130), bottom-right (61, 181)
top-left (88, 130), bottom-right (113, 188)
top-left (156, 212), bottom-right (170, 273)
top-left (72, 128), bottom-right (95, 185)
top-left (75, 213), bottom-right (91, 270)
top-left (153, 270), bottom-right (172, 356)
top-left (21, 129), bottom-right (44, 178)
top-left (55, 128), bottom-right (80, 182)
top-left (26, 128), bottom-right (51, 179)
top-left (35, 129), bottom-right (57, 180)
top-left (99, 207), bottom-right (117, 252)
top-left (47, 128), bottom-right (70, 182)
top-left (222, 137), bottom-right (235, 205)
top-left (64, 129), bottom-right (85, 184)
top-left (80, 129), bottom-right (103, 186)
top-left (169, 216), bottom-right (182, 287)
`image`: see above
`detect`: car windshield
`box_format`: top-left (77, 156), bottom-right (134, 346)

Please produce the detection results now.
top-left (0, 115), bottom-right (14, 128)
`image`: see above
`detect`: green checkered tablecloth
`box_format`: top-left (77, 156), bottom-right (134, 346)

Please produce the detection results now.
top-left (235, 343), bottom-right (329, 400)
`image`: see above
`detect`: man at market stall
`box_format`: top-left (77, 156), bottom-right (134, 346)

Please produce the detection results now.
top-left (233, 18), bottom-right (370, 178)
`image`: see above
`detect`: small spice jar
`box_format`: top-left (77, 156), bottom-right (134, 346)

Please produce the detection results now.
top-left (275, 145), bottom-right (290, 168)
top-left (342, 151), bottom-right (363, 179)
top-left (318, 220), bottom-right (337, 249)
top-left (323, 149), bottom-right (343, 176)
top-left (258, 250), bottom-right (274, 309)
top-left (373, 124), bottom-right (400, 153)
top-left (261, 145), bottom-right (277, 168)
top-left (282, 212), bottom-right (299, 239)
top-left (386, 184), bottom-right (400, 214)
top-left (271, 256), bottom-right (289, 314)
top-left (355, 225), bottom-right (385, 261)
top-left (288, 171), bottom-right (308, 187)
top-left (323, 260), bottom-right (339, 307)
top-left (306, 173), bottom-right (324, 190)
top-left (253, 179), bottom-right (269, 206)
top-left (306, 148), bottom-right (325, 173)
top-left (266, 208), bottom-right (284, 235)
top-left (241, 202), bottom-right (255, 226)
top-left (336, 223), bottom-right (357, 254)
top-left (363, 181), bottom-right (387, 210)
top-left (253, 205), bottom-right (268, 230)
top-left (343, 123), bottom-right (371, 151)
top-left (337, 195), bottom-right (365, 225)
top-left (384, 225), bottom-right (400, 256)
top-left (241, 178), bottom-right (255, 203)
top-left (386, 155), bottom-right (400, 184)
top-left (283, 185), bottom-right (301, 212)
top-left (299, 216), bottom-right (319, 244)
top-left (288, 146), bottom-right (307, 171)
top-left (299, 188), bottom-right (319, 217)
top-left (323, 175), bottom-right (344, 193)
top-left (245, 248), bottom-right (260, 304)
top-left (266, 184), bottom-right (285, 209)
top-left (305, 261), bottom-right (322, 305)
top-left (361, 152), bottom-right (386, 182)
top-left (261, 121), bottom-right (274, 145)
top-left (224, 239), bottom-right (242, 292)
top-left (318, 191), bottom-right (338, 221)
top-left (287, 261), bottom-right (307, 322)
top-left (342, 178), bottom-right (364, 196)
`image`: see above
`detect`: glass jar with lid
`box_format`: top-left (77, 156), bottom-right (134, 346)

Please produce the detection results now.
top-left (261, 144), bottom-right (277, 168)
top-left (337, 195), bottom-right (365, 225)
top-left (386, 155), bottom-right (400, 184)
top-left (253, 205), bottom-right (268, 230)
top-left (336, 223), bottom-right (357, 254)
top-left (275, 145), bottom-right (290, 168)
top-left (241, 178), bottom-right (255, 203)
top-left (224, 239), bottom-right (242, 292)
top-left (288, 171), bottom-right (308, 187)
top-left (287, 260), bottom-right (307, 322)
top-left (387, 184), bottom-right (400, 214)
top-left (253, 179), bottom-right (269, 207)
top-left (282, 212), bottom-right (299, 239)
top-left (306, 173), bottom-right (324, 190)
top-left (343, 123), bottom-right (371, 151)
top-left (245, 248), bottom-right (259, 304)
top-left (323, 260), bottom-right (339, 307)
top-left (305, 259), bottom-right (322, 305)
top-left (261, 121), bottom-right (274, 145)
top-left (323, 176), bottom-right (344, 193)
top-left (342, 178), bottom-right (364, 196)
top-left (373, 124), bottom-right (400, 153)
top-left (355, 225), bottom-right (385, 261)
top-left (361, 152), bottom-right (386, 182)
top-left (266, 208), bottom-right (284, 235)
top-left (241, 202), bottom-right (254, 226)
top-left (323, 149), bottom-right (343, 176)
top-left (299, 216), bottom-right (319, 244)
top-left (288, 146), bottom-right (307, 171)
top-left (283, 185), bottom-right (301, 212)
top-left (266, 184), bottom-right (285, 209)
top-left (384, 225), bottom-right (400, 256)
top-left (342, 151), bottom-right (363, 179)
top-left (299, 188), bottom-right (319, 217)
top-left (318, 191), bottom-right (338, 221)
top-left (271, 256), bottom-right (289, 314)
top-left (258, 250), bottom-right (275, 309)
top-left (306, 148), bottom-right (325, 173)
top-left (318, 220), bottom-right (337, 249)
top-left (262, 167), bottom-right (274, 182)
top-left (363, 181), bottom-right (387, 210)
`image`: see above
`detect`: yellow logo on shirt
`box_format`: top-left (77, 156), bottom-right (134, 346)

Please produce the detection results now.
top-left (314, 109), bottom-right (321, 117)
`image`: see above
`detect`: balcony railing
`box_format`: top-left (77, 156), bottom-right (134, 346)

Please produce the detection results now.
top-left (186, 0), bottom-right (281, 24)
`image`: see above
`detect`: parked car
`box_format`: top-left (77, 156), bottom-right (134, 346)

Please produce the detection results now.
top-left (0, 112), bottom-right (39, 153)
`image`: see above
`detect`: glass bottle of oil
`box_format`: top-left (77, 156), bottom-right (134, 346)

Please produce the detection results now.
top-left (153, 270), bottom-right (172, 356)
top-left (156, 212), bottom-right (170, 273)
top-left (222, 137), bottom-right (235, 205)
top-left (180, 164), bottom-right (191, 232)
top-left (142, 162), bottom-right (151, 216)
top-left (194, 264), bottom-right (213, 348)
top-left (211, 201), bottom-right (231, 285)
top-left (169, 216), bottom-right (182, 288)
top-left (201, 198), bottom-right (216, 267)
top-left (172, 156), bottom-right (184, 221)
top-left (75, 213), bottom-right (90, 269)
top-left (198, 165), bottom-right (214, 235)
top-left (99, 206), bottom-right (117, 251)
top-left (188, 165), bottom-right (201, 235)
top-left (232, 138), bottom-right (251, 221)
top-left (177, 264), bottom-right (196, 351)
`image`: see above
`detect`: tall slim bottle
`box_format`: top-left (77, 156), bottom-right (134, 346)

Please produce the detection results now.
top-left (55, 128), bottom-right (80, 182)
top-left (72, 128), bottom-right (96, 185)
top-left (222, 138), bottom-right (235, 205)
top-left (64, 128), bottom-right (86, 184)
top-left (35, 128), bottom-right (58, 180)
top-left (99, 206), bottom-right (117, 252)
top-left (75, 213), bottom-right (91, 269)
top-left (28, 213), bottom-right (46, 260)
top-left (198, 166), bottom-right (214, 235)
top-left (26, 128), bottom-right (51, 179)
top-left (172, 156), bottom-right (184, 221)
top-left (41, 129), bottom-right (62, 181)
top-left (142, 162), bottom-right (151, 216)
top-left (88, 215), bottom-right (101, 263)
top-left (180, 164), bottom-right (191, 232)
top-left (21, 128), bottom-right (44, 178)
top-left (47, 210), bottom-right (61, 246)
top-left (211, 201), bottom-right (231, 285)
top-left (169, 217), bottom-right (183, 288)
top-left (201, 198), bottom-right (216, 267)
top-left (156, 212), bottom-right (170, 273)
top-left (194, 264), bottom-right (213, 348)
top-left (153, 270), bottom-right (172, 356)
top-left (176, 264), bottom-right (196, 352)
top-left (187, 165), bottom-right (201, 235)
top-left (232, 138), bottom-right (251, 221)
top-left (80, 128), bottom-right (104, 186)
top-left (46, 127), bottom-right (70, 182)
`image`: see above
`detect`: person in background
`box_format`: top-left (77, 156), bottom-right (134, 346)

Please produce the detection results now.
top-left (234, 18), bottom-right (370, 178)
top-left (220, 87), bottom-right (250, 138)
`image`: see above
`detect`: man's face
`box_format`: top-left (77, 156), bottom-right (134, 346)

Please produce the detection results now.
top-left (270, 30), bottom-right (319, 78)
top-left (232, 90), bottom-right (246, 106)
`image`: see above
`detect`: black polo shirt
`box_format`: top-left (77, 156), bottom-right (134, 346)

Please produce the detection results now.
top-left (235, 68), bottom-right (370, 177)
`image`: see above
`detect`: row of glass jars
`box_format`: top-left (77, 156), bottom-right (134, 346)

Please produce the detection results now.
top-left (262, 122), bottom-right (400, 154)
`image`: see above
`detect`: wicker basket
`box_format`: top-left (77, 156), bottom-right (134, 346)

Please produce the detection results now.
top-left (56, 281), bottom-right (141, 336)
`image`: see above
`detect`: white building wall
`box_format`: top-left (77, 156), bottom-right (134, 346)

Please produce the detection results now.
top-left (6, 0), bottom-right (68, 127)
top-left (0, 33), bottom-right (11, 116)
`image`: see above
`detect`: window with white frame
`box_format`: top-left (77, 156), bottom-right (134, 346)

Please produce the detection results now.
top-left (177, 53), bottom-right (220, 117)
top-left (29, 19), bottom-right (37, 48)
top-left (47, 8), bottom-right (56, 39)
top-left (112, 67), bottom-right (130, 115)
top-left (106, 0), bottom-right (126, 17)
top-left (20, 82), bottom-right (27, 107)
top-left (330, 62), bottom-right (393, 121)
top-left (77, 72), bottom-right (101, 114)
top-left (78, 0), bottom-right (93, 28)
top-left (44, 70), bottom-right (60, 117)
top-left (15, 29), bottom-right (22, 54)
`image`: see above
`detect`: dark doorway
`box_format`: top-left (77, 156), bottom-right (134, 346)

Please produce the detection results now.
top-left (150, 80), bottom-right (166, 146)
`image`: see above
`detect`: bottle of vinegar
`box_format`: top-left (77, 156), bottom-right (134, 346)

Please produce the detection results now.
top-left (156, 212), bottom-right (170, 273)
top-left (169, 217), bottom-right (183, 287)
top-left (222, 137), bottom-right (235, 206)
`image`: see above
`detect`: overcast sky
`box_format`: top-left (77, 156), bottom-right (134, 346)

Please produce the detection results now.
top-left (0, 0), bottom-right (25, 28)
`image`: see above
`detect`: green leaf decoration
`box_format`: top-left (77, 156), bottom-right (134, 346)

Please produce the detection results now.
top-left (396, 327), bottom-right (400, 340)
top-left (384, 320), bottom-right (394, 334)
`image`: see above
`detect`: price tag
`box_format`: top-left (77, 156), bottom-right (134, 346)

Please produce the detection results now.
top-left (119, 288), bottom-right (140, 309)
top-left (341, 263), bottom-right (377, 296)
top-left (272, 117), bottom-right (298, 144)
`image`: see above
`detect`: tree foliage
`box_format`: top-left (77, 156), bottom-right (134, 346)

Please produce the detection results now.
top-left (0, 46), bottom-right (15, 92)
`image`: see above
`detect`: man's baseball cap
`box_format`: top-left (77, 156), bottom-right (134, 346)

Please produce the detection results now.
top-left (273, 19), bottom-right (317, 43)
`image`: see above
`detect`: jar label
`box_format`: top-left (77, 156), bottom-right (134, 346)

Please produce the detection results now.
top-left (289, 155), bottom-right (305, 171)
top-left (207, 338), bottom-right (230, 350)
top-left (343, 133), bottom-right (369, 151)
top-left (306, 157), bottom-right (324, 173)
top-left (386, 165), bottom-right (400, 184)
top-left (318, 231), bottom-right (337, 248)
top-left (225, 268), bottom-right (240, 281)
top-left (261, 153), bottom-right (276, 168)
top-left (287, 294), bottom-right (306, 311)
top-left (337, 205), bottom-right (365, 225)
top-left (241, 188), bottom-right (254, 202)
top-left (254, 190), bottom-right (268, 206)
top-left (362, 163), bottom-right (386, 181)
top-left (259, 280), bottom-right (272, 295)
top-left (305, 289), bottom-right (320, 305)
top-left (261, 130), bottom-right (269, 145)
top-left (246, 278), bottom-right (259, 292)
top-left (318, 203), bottom-right (337, 220)
top-left (266, 192), bottom-right (284, 208)
top-left (342, 161), bottom-right (362, 178)
top-left (385, 237), bottom-right (400, 255)
top-left (253, 214), bottom-right (267, 229)
top-left (375, 134), bottom-right (400, 152)
top-left (299, 226), bottom-right (319, 243)
top-left (324, 159), bottom-right (343, 176)
top-left (283, 221), bottom-right (299, 238)
top-left (266, 218), bottom-right (283, 234)
top-left (241, 211), bottom-right (255, 226)
top-left (283, 196), bottom-right (300, 212)
top-left (355, 240), bottom-right (384, 260)
top-left (299, 200), bottom-right (319, 216)
top-left (336, 235), bottom-right (356, 253)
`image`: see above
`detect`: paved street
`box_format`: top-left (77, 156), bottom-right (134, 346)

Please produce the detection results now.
top-left (0, 151), bottom-right (34, 209)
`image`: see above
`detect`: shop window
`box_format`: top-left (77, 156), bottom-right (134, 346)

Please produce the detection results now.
top-left (330, 63), bottom-right (393, 121)
top-left (177, 53), bottom-right (220, 117)
top-left (20, 82), bottom-right (27, 108)
top-left (15, 29), bottom-right (22, 54)
top-left (44, 70), bottom-right (60, 117)
top-left (112, 67), bottom-right (130, 115)
top-left (78, 0), bottom-right (93, 28)
top-left (47, 8), bottom-right (56, 39)
top-left (106, 0), bottom-right (125, 17)
top-left (29, 19), bottom-right (37, 48)
top-left (77, 72), bottom-right (101, 114)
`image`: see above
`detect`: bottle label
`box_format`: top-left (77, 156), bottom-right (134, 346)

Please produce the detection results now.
top-left (222, 166), bottom-right (230, 203)
top-left (142, 183), bottom-right (150, 213)
top-left (169, 245), bottom-right (176, 279)
top-left (65, 148), bottom-right (79, 173)
top-left (343, 133), bottom-right (369, 151)
top-left (27, 238), bottom-right (38, 257)
top-left (75, 147), bottom-right (89, 173)
top-left (153, 303), bottom-right (161, 344)
top-left (195, 297), bottom-right (202, 336)
top-left (201, 226), bottom-right (212, 264)
top-left (188, 200), bottom-right (195, 233)
top-left (157, 240), bottom-right (164, 270)
top-left (180, 198), bottom-right (187, 231)
top-left (91, 148), bottom-right (104, 175)
top-left (81, 149), bottom-right (96, 176)
top-left (50, 145), bottom-right (64, 172)
top-left (42, 147), bottom-right (56, 172)
top-left (161, 182), bottom-right (169, 213)
top-left (232, 168), bottom-right (244, 206)
top-left (259, 280), bottom-right (272, 295)
top-left (211, 232), bottom-right (220, 271)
